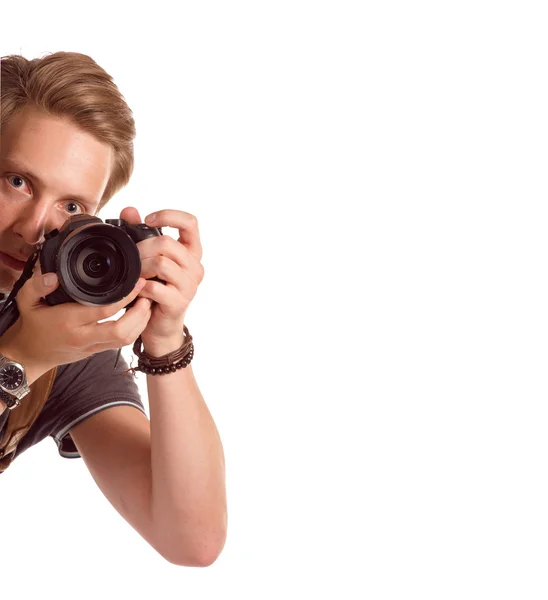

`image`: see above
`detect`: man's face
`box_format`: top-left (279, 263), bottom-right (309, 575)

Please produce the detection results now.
top-left (0, 107), bottom-right (113, 293)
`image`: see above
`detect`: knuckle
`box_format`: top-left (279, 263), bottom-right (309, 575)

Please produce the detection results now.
top-left (156, 255), bottom-right (169, 270)
top-left (159, 235), bottom-right (171, 249)
top-left (111, 322), bottom-right (126, 342)
top-left (112, 315), bottom-right (145, 347)
top-left (97, 305), bottom-right (114, 320)
top-left (66, 330), bottom-right (80, 349)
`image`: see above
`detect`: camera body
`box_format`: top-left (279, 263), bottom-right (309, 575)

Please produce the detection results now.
top-left (40, 214), bottom-right (164, 308)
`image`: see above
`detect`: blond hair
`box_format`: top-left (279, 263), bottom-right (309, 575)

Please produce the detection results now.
top-left (0, 51), bottom-right (136, 212)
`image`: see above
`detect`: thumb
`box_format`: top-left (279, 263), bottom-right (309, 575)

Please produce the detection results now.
top-left (30, 262), bottom-right (59, 305)
top-left (42, 271), bottom-right (58, 290)
top-left (7, 261), bottom-right (60, 312)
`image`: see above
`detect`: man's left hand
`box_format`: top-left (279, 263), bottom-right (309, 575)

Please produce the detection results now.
top-left (120, 206), bottom-right (204, 356)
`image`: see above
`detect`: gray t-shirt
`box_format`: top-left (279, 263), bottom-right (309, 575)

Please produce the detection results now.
top-left (0, 349), bottom-right (146, 461)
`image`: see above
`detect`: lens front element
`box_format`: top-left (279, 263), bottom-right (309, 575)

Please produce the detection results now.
top-left (56, 224), bottom-right (141, 306)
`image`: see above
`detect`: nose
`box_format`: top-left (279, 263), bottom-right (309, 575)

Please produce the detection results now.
top-left (11, 200), bottom-right (60, 247)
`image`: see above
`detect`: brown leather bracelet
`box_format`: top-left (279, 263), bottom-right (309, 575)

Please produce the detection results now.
top-left (121, 325), bottom-right (194, 376)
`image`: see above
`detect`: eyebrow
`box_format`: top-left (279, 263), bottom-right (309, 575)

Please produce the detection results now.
top-left (2, 156), bottom-right (98, 209)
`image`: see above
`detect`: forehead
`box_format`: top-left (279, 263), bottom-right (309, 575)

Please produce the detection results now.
top-left (0, 107), bottom-right (113, 201)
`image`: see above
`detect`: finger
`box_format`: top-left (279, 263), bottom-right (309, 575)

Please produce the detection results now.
top-left (144, 210), bottom-right (203, 261)
top-left (138, 256), bottom-right (194, 293)
top-left (120, 206), bottom-right (142, 225)
top-left (137, 279), bottom-right (189, 319)
top-left (137, 234), bottom-right (186, 269)
top-left (92, 296), bottom-right (152, 348)
top-left (15, 261), bottom-right (60, 309)
top-left (38, 272), bottom-right (60, 304)
top-left (72, 278), bottom-right (147, 326)
top-left (138, 235), bottom-right (204, 282)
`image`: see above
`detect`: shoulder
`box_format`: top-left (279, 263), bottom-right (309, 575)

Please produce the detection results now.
top-left (48, 349), bottom-right (142, 406)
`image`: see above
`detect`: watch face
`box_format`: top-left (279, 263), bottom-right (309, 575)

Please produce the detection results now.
top-left (0, 364), bottom-right (24, 391)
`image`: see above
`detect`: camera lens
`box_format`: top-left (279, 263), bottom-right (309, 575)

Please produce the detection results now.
top-left (71, 238), bottom-right (123, 290)
top-left (82, 251), bottom-right (112, 278)
top-left (54, 222), bottom-right (142, 306)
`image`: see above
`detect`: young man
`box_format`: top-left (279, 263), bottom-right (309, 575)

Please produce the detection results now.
top-left (0, 52), bottom-right (227, 567)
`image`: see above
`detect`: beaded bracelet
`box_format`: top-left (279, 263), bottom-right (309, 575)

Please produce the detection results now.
top-left (121, 325), bottom-right (194, 376)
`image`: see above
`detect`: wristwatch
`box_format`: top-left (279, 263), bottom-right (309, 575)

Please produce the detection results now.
top-left (0, 354), bottom-right (30, 410)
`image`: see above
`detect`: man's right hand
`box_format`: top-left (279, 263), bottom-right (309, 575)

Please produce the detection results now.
top-left (0, 262), bottom-right (152, 383)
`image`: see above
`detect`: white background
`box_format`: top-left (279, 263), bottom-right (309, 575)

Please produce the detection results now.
top-left (1, 1), bottom-right (547, 598)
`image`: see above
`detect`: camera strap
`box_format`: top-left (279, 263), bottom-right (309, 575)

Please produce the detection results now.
top-left (0, 245), bottom-right (42, 337)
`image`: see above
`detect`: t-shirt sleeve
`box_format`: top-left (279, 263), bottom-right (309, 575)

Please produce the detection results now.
top-left (15, 349), bottom-right (147, 460)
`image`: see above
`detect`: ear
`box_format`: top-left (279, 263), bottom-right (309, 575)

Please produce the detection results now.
top-left (119, 206), bottom-right (142, 225)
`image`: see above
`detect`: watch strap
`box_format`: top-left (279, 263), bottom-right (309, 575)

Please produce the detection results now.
top-left (0, 386), bottom-right (21, 410)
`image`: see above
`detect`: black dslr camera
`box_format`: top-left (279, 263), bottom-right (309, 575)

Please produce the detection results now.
top-left (0, 214), bottom-right (164, 337)
top-left (40, 214), bottom-right (164, 308)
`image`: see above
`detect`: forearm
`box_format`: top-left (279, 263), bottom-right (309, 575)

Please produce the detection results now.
top-left (0, 322), bottom-right (50, 386)
top-left (147, 363), bottom-right (227, 566)
top-left (0, 328), bottom-right (49, 414)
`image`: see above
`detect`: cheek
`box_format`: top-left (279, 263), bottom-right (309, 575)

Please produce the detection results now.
top-left (0, 179), bottom-right (21, 208)
top-left (0, 190), bottom-right (15, 223)
top-left (0, 188), bottom-right (21, 223)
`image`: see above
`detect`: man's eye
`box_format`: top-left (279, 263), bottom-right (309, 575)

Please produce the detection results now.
top-left (65, 202), bottom-right (83, 214)
top-left (8, 175), bottom-right (27, 190)
top-left (8, 176), bottom-right (84, 214)
top-left (8, 175), bottom-right (86, 215)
